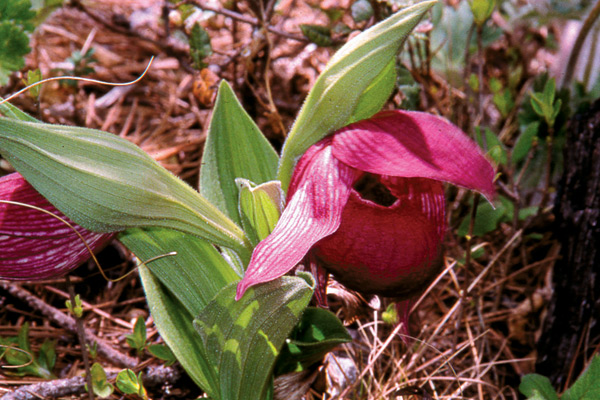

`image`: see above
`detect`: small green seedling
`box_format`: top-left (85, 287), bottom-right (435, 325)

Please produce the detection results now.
top-left (490, 77), bottom-right (515, 118)
top-left (116, 369), bottom-right (148, 400)
top-left (65, 294), bottom-right (83, 318)
top-left (189, 23), bottom-right (212, 70)
top-left (530, 78), bottom-right (562, 129)
top-left (0, 323), bottom-right (56, 379)
top-left (382, 303), bottom-right (399, 325)
top-left (126, 316), bottom-right (147, 354)
top-left (24, 68), bottom-right (42, 99)
top-left (88, 362), bottom-right (114, 398)
top-left (470, 0), bottom-right (495, 27)
top-left (87, 341), bottom-right (98, 359)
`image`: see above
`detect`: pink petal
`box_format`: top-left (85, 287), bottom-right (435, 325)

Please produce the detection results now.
top-left (314, 178), bottom-right (445, 298)
top-left (0, 173), bottom-right (114, 280)
top-left (332, 110), bottom-right (496, 201)
top-left (380, 176), bottom-right (446, 238)
top-left (236, 140), bottom-right (360, 300)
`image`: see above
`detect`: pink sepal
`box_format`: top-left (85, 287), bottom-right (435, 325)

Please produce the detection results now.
top-left (0, 173), bottom-right (114, 280)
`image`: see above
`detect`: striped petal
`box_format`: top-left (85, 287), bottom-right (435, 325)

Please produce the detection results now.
top-left (332, 110), bottom-right (496, 201)
top-left (0, 173), bottom-right (114, 280)
top-left (236, 139), bottom-right (360, 299)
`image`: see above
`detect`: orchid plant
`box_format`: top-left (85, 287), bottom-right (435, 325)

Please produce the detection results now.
top-left (0, 2), bottom-right (495, 399)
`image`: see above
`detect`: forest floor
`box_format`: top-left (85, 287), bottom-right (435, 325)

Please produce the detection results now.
top-left (0, 0), bottom-right (578, 399)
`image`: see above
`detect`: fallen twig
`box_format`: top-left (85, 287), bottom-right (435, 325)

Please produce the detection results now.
top-left (0, 365), bottom-right (180, 400)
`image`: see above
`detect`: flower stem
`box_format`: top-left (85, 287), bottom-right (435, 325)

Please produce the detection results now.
top-left (66, 275), bottom-right (95, 400)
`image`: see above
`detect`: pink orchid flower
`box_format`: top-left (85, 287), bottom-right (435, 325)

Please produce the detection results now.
top-left (236, 110), bottom-right (495, 301)
top-left (0, 173), bottom-right (114, 280)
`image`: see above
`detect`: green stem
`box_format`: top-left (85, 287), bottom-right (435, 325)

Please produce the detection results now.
top-left (563, 0), bottom-right (600, 86)
top-left (477, 25), bottom-right (485, 127)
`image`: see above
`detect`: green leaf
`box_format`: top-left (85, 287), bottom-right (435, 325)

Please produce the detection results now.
top-left (126, 316), bottom-right (147, 352)
top-left (199, 80), bottom-right (279, 227)
top-left (529, 78), bottom-right (560, 128)
top-left (518, 205), bottom-right (539, 220)
top-left (66, 294), bottom-right (83, 318)
top-left (483, 127), bottom-right (507, 165)
top-left (37, 340), bottom-right (56, 372)
top-left (351, 0), bottom-right (374, 23)
top-left (382, 302), bottom-right (399, 325)
top-left (278, 1), bottom-right (435, 190)
top-left (2, 324), bottom-right (54, 379)
top-left (30, 0), bottom-right (65, 26)
top-left (17, 323), bottom-right (30, 352)
top-left (0, 0), bottom-right (36, 85)
top-left (90, 363), bottom-right (114, 398)
top-left (322, 7), bottom-right (344, 23)
top-left (530, 93), bottom-right (546, 118)
top-left (139, 265), bottom-right (219, 397)
top-left (458, 195), bottom-right (512, 237)
top-left (562, 355), bottom-right (600, 400)
top-left (0, 96), bottom-right (38, 122)
top-left (519, 374), bottom-right (559, 400)
top-left (147, 344), bottom-right (176, 365)
top-left (512, 122), bottom-right (539, 164)
top-left (470, 0), bottom-right (495, 27)
top-left (237, 179), bottom-right (284, 246)
top-left (489, 77), bottom-right (502, 93)
top-left (275, 307), bottom-right (351, 375)
top-left (542, 78), bottom-right (556, 104)
top-left (87, 341), bottom-right (98, 359)
top-left (194, 276), bottom-right (314, 400)
top-left (119, 228), bottom-right (239, 316)
top-left (300, 24), bottom-right (334, 46)
top-left (468, 73), bottom-right (479, 92)
top-left (0, 117), bottom-right (251, 259)
top-left (493, 89), bottom-right (515, 118)
top-left (116, 369), bottom-right (141, 395)
top-left (348, 58), bottom-right (396, 124)
top-left (0, 22), bottom-right (29, 85)
top-left (189, 23), bottom-right (212, 70)
top-left (25, 68), bottom-right (42, 98)
top-left (0, 0), bottom-right (36, 26)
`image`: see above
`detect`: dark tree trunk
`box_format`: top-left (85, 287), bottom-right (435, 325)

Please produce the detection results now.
top-left (535, 99), bottom-right (600, 389)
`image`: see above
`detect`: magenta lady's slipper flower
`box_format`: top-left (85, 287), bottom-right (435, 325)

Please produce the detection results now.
top-left (0, 173), bottom-right (114, 280)
top-left (236, 110), bottom-right (495, 300)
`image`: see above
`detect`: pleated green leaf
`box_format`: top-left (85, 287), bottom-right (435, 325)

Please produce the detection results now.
top-left (236, 179), bottom-right (284, 246)
top-left (199, 80), bottom-right (279, 226)
top-left (119, 227), bottom-right (239, 316)
top-left (139, 265), bottom-right (218, 397)
top-left (0, 117), bottom-right (251, 258)
top-left (194, 275), bottom-right (314, 400)
top-left (275, 307), bottom-right (351, 375)
top-left (278, 0), bottom-right (435, 190)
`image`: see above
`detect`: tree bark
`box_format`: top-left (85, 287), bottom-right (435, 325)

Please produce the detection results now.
top-left (535, 99), bottom-right (600, 389)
